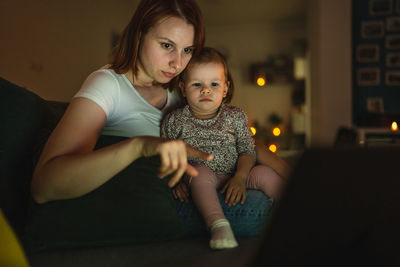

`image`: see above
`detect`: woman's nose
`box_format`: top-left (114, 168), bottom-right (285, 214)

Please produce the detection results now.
top-left (170, 52), bottom-right (183, 71)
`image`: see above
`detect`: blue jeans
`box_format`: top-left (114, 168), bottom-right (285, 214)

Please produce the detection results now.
top-left (175, 190), bottom-right (274, 237)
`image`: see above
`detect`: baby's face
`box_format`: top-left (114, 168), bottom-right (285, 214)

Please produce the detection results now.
top-left (181, 62), bottom-right (228, 120)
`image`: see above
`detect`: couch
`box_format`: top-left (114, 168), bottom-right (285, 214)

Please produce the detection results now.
top-left (1, 77), bottom-right (295, 266)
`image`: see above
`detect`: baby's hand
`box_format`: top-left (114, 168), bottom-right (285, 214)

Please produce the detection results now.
top-left (172, 182), bottom-right (191, 203)
top-left (220, 176), bottom-right (246, 206)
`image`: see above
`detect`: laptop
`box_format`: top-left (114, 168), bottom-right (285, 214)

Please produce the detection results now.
top-left (249, 147), bottom-right (400, 266)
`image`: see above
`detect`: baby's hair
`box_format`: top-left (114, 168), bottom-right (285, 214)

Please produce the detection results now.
top-left (180, 47), bottom-right (234, 103)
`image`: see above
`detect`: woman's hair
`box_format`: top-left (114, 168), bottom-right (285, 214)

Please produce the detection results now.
top-left (180, 47), bottom-right (235, 103)
top-left (110, 0), bottom-right (205, 90)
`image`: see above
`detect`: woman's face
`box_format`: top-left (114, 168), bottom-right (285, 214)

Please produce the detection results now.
top-left (181, 62), bottom-right (228, 120)
top-left (137, 16), bottom-right (195, 86)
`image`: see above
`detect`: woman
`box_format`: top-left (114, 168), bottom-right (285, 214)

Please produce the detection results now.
top-left (31, 0), bottom-right (210, 203)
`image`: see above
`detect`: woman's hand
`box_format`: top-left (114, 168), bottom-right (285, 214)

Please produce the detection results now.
top-left (139, 137), bottom-right (213, 187)
top-left (220, 176), bottom-right (247, 206)
top-left (172, 182), bottom-right (191, 203)
top-left (255, 139), bottom-right (292, 180)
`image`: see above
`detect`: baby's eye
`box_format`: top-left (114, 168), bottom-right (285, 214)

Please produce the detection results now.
top-left (192, 82), bottom-right (201, 87)
top-left (211, 82), bottom-right (220, 87)
top-left (183, 47), bottom-right (194, 54)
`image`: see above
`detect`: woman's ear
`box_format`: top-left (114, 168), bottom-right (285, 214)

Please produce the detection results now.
top-left (179, 81), bottom-right (186, 97)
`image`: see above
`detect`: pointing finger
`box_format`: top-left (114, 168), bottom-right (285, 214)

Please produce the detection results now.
top-left (186, 145), bottom-right (213, 162)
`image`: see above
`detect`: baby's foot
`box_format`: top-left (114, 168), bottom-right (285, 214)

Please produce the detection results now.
top-left (209, 219), bottom-right (238, 250)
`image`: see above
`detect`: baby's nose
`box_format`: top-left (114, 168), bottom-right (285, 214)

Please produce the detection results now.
top-left (200, 86), bottom-right (211, 94)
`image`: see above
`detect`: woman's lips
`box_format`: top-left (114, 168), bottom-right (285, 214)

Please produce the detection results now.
top-left (162, 71), bottom-right (175, 78)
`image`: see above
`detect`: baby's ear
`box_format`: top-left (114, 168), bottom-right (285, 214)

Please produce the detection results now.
top-left (179, 81), bottom-right (186, 97)
top-left (223, 81), bottom-right (230, 97)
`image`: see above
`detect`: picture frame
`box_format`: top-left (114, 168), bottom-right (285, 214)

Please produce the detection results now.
top-left (386, 70), bottom-right (400, 85)
top-left (361, 20), bottom-right (385, 38)
top-left (386, 52), bottom-right (400, 67)
top-left (386, 34), bottom-right (400, 48)
top-left (367, 97), bottom-right (384, 113)
top-left (357, 68), bottom-right (381, 86)
top-left (386, 16), bottom-right (400, 31)
top-left (397, 0), bottom-right (400, 13)
top-left (357, 44), bottom-right (380, 62)
top-left (369, 0), bottom-right (392, 16)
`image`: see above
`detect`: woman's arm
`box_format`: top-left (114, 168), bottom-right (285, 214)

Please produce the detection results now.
top-left (32, 97), bottom-right (211, 204)
top-left (254, 139), bottom-right (292, 180)
top-left (32, 97), bottom-right (139, 203)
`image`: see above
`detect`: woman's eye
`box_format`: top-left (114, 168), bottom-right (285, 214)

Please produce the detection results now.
top-left (183, 47), bottom-right (193, 54)
top-left (161, 43), bottom-right (172, 49)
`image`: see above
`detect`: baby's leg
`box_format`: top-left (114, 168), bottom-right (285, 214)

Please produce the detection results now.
top-left (189, 164), bottom-right (238, 249)
top-left (189, 164), bottom-right (224, 226)
top-left (246, 165), bottom-right (287, 200)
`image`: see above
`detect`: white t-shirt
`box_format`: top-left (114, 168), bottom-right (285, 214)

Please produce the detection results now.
top-left (74, 67), bottom-right (180, 137)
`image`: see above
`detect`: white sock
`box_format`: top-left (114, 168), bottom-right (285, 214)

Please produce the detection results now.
top-left (209, 219), bottom-right (238, 250)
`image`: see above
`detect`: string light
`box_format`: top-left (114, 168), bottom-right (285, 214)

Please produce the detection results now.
top-left (268, 144), bottom-right (277, 153)
top-left (391, 121), bottom-right (398, 131)
top-left (250, 127), bottom-right (256, 136)
top-left (272, 127), bottom-right (281, 136)
top-left (256, 77), bottom-right (266, 87)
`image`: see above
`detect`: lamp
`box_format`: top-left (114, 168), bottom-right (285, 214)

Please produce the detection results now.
top-left (249, 55), bottom-right (293, 86)
top-left (250, 63), bottom-right (273, 86)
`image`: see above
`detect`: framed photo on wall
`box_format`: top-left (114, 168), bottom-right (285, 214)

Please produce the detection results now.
top-left (357, 44), bottom-right (380, 62)
top-left (386, 71), bottom-right (400, 85)
top-left (386, 52), bottom-right (400, 66)
top-left (357, 68), bottom-right (381, 86)
top-left (386, 34), bottom-right (400, 48)
top-left (353, 0), bottom-right (400, 126)
top-left (386, 16), bottom-right (400, 31)
top-left (361, 21), bottom-right (385, 38)
top-left (397, 0), bottom-right (400, 13)
top-left (367, 97), bottom-right (384, 113)
top-left (369, 0), bottom-right (392, 16)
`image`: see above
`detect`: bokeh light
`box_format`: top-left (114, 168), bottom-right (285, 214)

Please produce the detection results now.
top-left (268, 144), bottom-right (277, 153)
top-left (256, 77), bottom-right (266, 87)
top-left (272, 127), bottom-right (281, 136)
top-left (250, 126), bottom-right (256, 136)
top-left (391, 121), bottom-right (398, 131)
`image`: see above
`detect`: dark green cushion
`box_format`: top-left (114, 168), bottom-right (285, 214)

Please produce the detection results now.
top-left (0, 78), bottom-right (186, 252)
top-left (0, 77), bottom-right (48, 231)
top-left (22, 136), bottom-right (187, 253)
top-left (0, 78), bottom-right (68, 232)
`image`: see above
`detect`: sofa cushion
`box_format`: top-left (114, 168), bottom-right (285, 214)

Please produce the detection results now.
top-left (0, 78), bottom-right (68, 232)
top-left (22, 136), bottom-right (187, 253)
top-left (0, 78), bottom-right (48, 231)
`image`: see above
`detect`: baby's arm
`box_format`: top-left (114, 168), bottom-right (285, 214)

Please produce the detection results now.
top-left (221, 107), bottom-right (257, 205)
top-left (160, 113), bottom-right (176, 140)
top-left (221, 153), bottom-right (255, 206)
